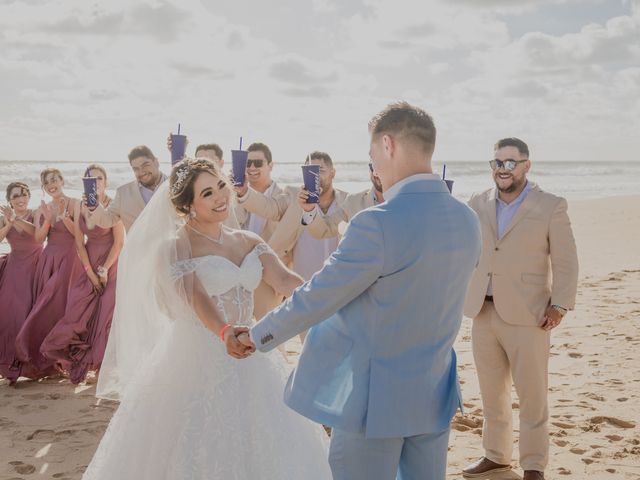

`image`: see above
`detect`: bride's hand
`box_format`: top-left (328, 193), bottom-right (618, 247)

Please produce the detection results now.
top-left (224, 326), bottom-right (254, 359)
top-left (237, 332), bottom-right (256, 350)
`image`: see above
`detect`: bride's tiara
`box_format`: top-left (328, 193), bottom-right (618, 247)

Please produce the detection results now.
top-left (171, 162), bottom-right (192, 196)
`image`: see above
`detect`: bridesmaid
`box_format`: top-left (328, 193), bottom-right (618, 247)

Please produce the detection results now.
top-left (0, 182), bottom-right (43, 383)
top-left (41, 165), bottom-right (124, 383)
top-left (15, 168), bottom-right (79, 379)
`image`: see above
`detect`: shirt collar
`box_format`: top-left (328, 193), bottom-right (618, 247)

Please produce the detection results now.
top-left (383, 173), bottom-right (441, 202)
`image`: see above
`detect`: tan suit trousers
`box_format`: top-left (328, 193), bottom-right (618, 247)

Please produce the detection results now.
top-left (472, 300), bottom-right (550, 471)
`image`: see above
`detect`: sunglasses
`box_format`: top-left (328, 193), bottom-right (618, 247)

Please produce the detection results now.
top-left (368, 162), bottom-right (374, 173)
top-left (11, 193), bottom-right (29, 200)
top-left (489, 159), bottom-right (528, 171)
top-left (246, 159), bottom-right (265, 169)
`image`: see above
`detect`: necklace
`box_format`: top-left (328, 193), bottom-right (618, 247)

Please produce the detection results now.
top-left (187, 223), bottom-right (223, 245)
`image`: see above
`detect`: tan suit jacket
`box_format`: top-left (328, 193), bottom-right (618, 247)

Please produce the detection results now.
top-left (463, 183), bottom-right (579, 326)
top-left (90, 180), bottom-right (148, 232)
top-left (307, 188), bottom-right (376, 240)
top-left (90, 178), bottom-right (243, 233)
top-left (268, 188), bottom-right (348, 261)
top-left (236, 182), bottom-right (290, 319)
top-left (238, 183), bottom-right (347, 319)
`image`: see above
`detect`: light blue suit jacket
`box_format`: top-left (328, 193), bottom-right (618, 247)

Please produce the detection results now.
top-left (251, 179), bottom-right (481, 439)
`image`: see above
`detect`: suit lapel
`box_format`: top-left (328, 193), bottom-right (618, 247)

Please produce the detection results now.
top-left (498, 186), bottom-right (539, 243)
top-left (133, 184), bottom-right (146, 213)
top-left (485, 189), bottom-right (498, 240)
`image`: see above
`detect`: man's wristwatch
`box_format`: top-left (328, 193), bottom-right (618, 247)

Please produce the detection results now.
top-left (551, 304), bottom-right (567, 316)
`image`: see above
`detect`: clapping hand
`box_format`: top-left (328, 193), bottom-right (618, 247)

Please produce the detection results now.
top-left (224, 326), bottom-right (256, 359)
top-left (40, 200), bottom-right (54, 224)
top-left (0, 205), bottom-right (15, 223)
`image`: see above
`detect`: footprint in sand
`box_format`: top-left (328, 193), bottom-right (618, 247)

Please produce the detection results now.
top-left (554, 440), bottom-right (569, 447)
top-left (583, 392), bottom-right (605, 401)
top-left (589, 416), bottom-right (636, 429)
top-left (568, 352), bottom-right (583, 358)
top-left (552, 421), bottom-right (576, 429)
top-left (557, 467), bottom-right (572, 475)
top-left (570, 447), bottom-right (587, 454)
top-left (26, 429), bottom-right (55, 441)
top-left (9, 461), bottom-right (36, 474)
top-left (606, 434), bottom-right (624, 441)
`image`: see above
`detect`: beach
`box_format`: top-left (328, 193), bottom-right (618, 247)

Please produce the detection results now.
top-left (1, 194), bottom-right (638, 479)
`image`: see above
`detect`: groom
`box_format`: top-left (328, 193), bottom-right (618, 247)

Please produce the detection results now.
top-left (234, 102), bottom-right (481, 480)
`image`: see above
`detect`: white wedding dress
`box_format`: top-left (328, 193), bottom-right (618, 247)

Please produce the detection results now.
top-left (83, 243), bottom-right (331, 479)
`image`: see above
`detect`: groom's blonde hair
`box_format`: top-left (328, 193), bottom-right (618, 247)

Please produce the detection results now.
top-left (368, 102), bottom-right (436, 155)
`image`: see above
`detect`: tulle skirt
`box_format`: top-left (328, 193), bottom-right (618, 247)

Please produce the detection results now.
top-left (83, 318), bottom-right (331, 479)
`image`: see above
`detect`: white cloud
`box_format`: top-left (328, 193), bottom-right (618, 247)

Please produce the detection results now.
top-left (0, 0), bottom-right (638, 166)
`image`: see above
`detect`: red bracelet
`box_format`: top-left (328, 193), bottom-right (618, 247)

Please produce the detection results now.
top-left (219, 324), bottom-right (232, 342)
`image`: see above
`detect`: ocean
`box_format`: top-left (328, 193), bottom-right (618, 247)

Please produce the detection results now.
top-left (1, 160), bottom-right (638, 208)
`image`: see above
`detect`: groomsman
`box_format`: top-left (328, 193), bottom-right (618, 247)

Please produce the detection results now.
top-left (462, 138), bottom-right (579, 480)
top-left (89, 145), bottom-right (166, 232)
top-left (234, 143), bottom-right (290, 319)
top-left (302, 163), bottom-right (384, 240)
top-left (194, 143), bottom-right (225, 167)
top-left (243, 152), bottom-right (348, 278)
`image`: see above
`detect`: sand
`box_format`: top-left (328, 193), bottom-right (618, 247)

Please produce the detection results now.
top-left (1, 195), bottom-right (639, 479)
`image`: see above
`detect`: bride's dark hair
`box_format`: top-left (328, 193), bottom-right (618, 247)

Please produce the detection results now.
top-left (169, 157), bottom-right (228, 216)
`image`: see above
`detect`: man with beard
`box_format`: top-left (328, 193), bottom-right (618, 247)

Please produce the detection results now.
top-left (89, 145), bottom-right (166, 232)
top-left (462, 138), bottom-right (578, 480)
top-left (237, 151), bottom-right (348, 277)
top-left (301, 163), bottom-right (384, 240)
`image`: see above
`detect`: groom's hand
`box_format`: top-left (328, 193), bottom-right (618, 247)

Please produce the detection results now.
top-left (237, 332), bottom-right (256, 351)
top-left (224, 326), bottom-right (255, 359)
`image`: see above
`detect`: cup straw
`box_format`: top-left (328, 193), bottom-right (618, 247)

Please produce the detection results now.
top-left (239, 137), bottom-right (243, 150)
top-left (177, 123), bottom-right (181, 135)
top-left (442, 164), bottom-right (446, 180)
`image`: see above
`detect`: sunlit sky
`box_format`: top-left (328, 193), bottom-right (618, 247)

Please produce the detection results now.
top-left (1, 0), bottom-right (639, 164)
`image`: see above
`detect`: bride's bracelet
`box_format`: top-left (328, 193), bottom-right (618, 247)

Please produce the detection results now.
top-left (219, 324), bottom-right (232, 342)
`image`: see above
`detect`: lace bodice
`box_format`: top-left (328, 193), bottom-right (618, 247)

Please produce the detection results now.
top-left (170, 243), bottom-right (275, 327)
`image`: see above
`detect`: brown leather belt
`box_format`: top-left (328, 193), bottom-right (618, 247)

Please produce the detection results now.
top-left (485, 295), bottom-right (494, 302)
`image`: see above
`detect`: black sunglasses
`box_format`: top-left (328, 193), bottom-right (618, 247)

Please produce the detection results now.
top-left (368, 163), bottom-right (374, 173)
top-left (247, 159), bottom-right (265, 169)
top-left (489, 158), bottom-right (528, 171)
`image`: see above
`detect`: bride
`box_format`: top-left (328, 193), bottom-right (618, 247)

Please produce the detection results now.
top-left (83, 158), bottom-right (331, 479)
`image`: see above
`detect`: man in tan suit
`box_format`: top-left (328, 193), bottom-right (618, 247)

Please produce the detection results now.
top-left (462, 138), bottom-right (579, 480)
top-left (303, 163), bottom-right (384, 240)
top-left (232, 142), bottom-right (291, 320)
top-left (89, 145), bottom-right (167, 232)
top-left (236, 150), bottom-right (347, 319)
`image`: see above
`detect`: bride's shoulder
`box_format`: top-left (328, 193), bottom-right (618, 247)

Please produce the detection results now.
top-left (224, 226), bottom-right (262, 248)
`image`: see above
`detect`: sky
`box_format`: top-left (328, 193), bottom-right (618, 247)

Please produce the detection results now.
top-left (0, 0), bottom-right (639, 165)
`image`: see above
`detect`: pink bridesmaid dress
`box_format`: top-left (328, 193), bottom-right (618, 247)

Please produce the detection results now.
top-left (0, 213), bottom-right (43, 382)
top-left (41, 215), bottom-right (118, 383)
top-left (14, 215), bottom-right (79, 378)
